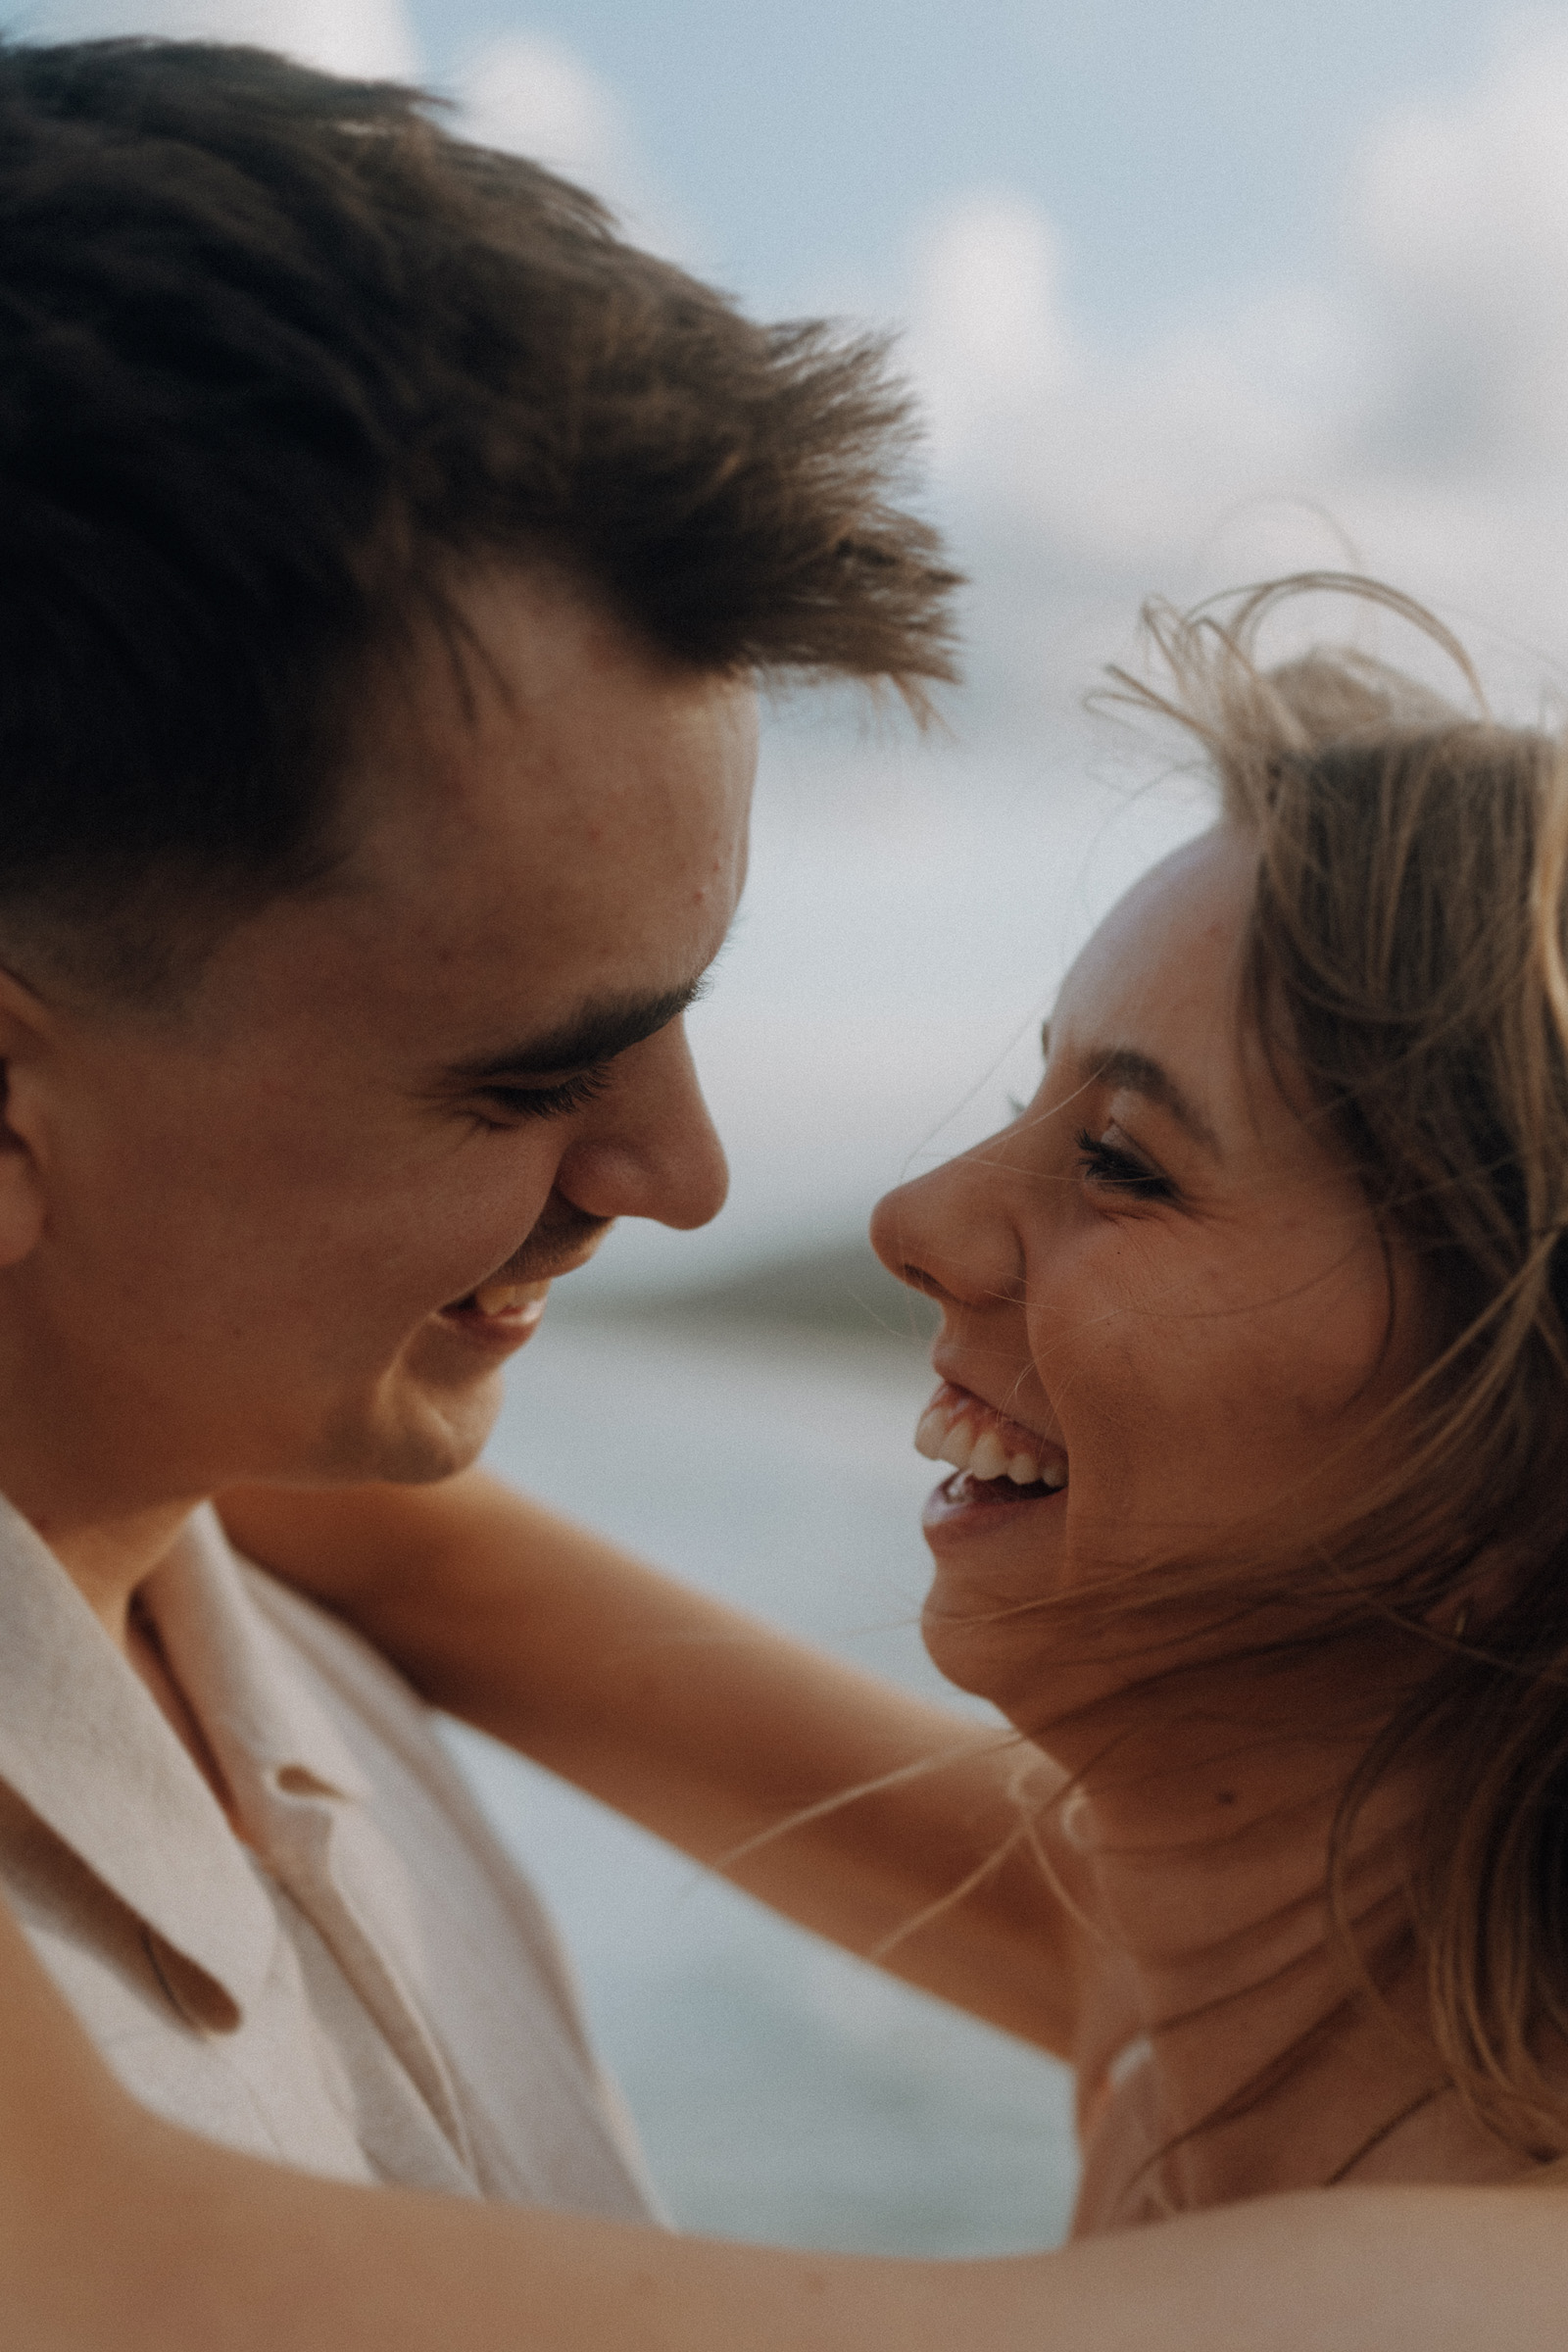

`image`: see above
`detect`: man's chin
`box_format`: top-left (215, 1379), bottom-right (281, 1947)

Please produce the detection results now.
top-left (310, 1368), bottom-right (507, 1490)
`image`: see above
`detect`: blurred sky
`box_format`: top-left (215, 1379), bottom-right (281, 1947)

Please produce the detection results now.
top-left (17, 0), bottom-right (1568, 1280)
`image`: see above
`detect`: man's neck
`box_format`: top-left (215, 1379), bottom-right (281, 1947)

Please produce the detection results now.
top-left (7, 1493), bottom-right (238, 1825)
top-left (27, 1503), bottom-right (201, 1650)
top-left (0, 1273), bottom-right (208, 1650)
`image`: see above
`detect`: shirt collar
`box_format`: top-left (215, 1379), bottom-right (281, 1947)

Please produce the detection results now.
top-left (145, 1505), bottom-right (371, 1816)
top-left (0, 1493), bottom-right (362, 2020)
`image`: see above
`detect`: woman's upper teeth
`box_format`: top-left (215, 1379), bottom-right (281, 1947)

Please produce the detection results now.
top-left (913, 1395), bottom-right (1066, 1488)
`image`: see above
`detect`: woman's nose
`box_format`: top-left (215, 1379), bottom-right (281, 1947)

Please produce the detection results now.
top-left (871, 1147), bottom-right (1024, 1314)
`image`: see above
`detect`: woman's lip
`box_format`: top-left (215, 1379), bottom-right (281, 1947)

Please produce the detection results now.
top-left (917, 1378), bottom-right (1067, 1481)
top-left (922, 1468), bottom-right (1066, 1535)
top-left (926, 1376), bottom-right (1051, 1446)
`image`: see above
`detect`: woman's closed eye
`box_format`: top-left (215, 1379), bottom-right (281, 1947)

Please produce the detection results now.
top-left (1075, 1125), bottom-right (1178, 1201)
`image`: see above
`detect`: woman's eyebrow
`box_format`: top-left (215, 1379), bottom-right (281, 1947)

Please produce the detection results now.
top-left (1083, 1043), bottom-right (1221, 1155)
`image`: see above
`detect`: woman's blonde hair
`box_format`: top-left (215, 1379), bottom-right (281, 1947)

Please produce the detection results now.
top-left (1103, 572), bottom-right (1568, 2155)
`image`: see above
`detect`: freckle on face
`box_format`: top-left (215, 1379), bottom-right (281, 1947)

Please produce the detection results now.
top-left (899, 826), bottom-right (1428, 1720)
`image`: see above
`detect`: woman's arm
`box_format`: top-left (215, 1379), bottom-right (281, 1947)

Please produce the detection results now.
top-left (219, 1470), bottom-right (1078, 2054)
top-left (3, 1884), bottom-right (1564, 2352)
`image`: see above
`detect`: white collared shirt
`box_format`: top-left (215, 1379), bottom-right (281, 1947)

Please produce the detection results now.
top-left (0, 1492), bottom-right (658, 2216)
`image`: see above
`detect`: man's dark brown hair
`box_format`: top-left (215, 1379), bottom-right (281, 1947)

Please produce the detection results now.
top-left (0, 37), bottom-right (959, 992)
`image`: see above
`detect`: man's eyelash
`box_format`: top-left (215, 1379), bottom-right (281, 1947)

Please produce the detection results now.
top-left (1074, 1125), bottom-right (1177, 1200)
top-left (476, 1067), bottom-right (612, 1124)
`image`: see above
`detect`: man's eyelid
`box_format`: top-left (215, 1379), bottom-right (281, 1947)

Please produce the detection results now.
top-left (467, 1064), bottom-right (616, 1129)
top-left (487, 1055), bottom-right (614, 1093)
top-left (446, 970), bottom-right (715, 1102)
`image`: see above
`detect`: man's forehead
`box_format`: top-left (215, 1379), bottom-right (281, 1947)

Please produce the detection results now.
top-left (342, 577), bottom-right (760, 838)
top-left (341, 682), bottom-right (756, 957)
top-left (200, 579), bottom-right (756, 1053)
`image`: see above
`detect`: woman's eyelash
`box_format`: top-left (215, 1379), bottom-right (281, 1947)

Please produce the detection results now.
top-left (476, 1067), bottom-right (613, 1124)
top-left (1074, 1125), bottom-right (1177, 1200)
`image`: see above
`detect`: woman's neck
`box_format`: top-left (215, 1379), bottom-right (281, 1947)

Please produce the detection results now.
top-left (1041, 1684), bottom-right (1462, 2228)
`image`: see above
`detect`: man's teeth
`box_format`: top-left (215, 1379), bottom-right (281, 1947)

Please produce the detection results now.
top-left (913, 1402), bottom-right (1065, 1489)
top-left (470, 1279), bottom-right (539, 1317)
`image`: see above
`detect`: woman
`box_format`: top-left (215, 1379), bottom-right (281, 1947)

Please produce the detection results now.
top-left (7, 574), bottom-right (1568, 2341)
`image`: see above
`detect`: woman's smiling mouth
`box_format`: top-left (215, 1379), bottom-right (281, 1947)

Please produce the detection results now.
top-left (914, 1381), bottom-right (1067, 1496)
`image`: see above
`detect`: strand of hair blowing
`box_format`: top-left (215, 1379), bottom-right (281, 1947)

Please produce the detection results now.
top-left (1074, 575), bottom-right (1568, 2157)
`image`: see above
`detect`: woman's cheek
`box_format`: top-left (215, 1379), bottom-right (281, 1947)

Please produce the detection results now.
top-left (1053, 1294), bottom-right (1270, 1529)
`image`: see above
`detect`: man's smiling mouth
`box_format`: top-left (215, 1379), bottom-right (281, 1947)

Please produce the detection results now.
top-left (914, 1381), bottom-right (1067, 1497)
top-left (439, 1206), bottom-right (616, 1323)
top-left (444, 1274), bottom-right (552, 1321)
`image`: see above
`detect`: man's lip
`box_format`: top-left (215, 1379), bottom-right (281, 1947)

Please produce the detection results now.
top-left (438, 1244), bottom-right (603, 1317)
top-left (440, 1286), bottom-right (549, 1320)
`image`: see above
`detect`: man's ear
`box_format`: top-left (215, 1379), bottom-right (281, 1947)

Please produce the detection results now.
top-left (0, 963), bottom-right (55, 1270)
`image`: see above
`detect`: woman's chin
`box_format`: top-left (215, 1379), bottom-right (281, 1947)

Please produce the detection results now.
top-left (918, 1592), bottom-right (1000, 1698)
top-left (918, 1482), bottom-right (1070, 1709)
top-left (918, 1584), bottom-right (1068, 1724)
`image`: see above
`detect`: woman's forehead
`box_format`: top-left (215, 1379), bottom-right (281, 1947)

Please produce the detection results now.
top-left (1051, 823), bottom-right (1335, 1163)
top-left (1054, 825), bottom-right (1255, 1042)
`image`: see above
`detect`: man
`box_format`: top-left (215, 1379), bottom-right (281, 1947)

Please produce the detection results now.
top-left (0, 33), bottom-right (956, 2205)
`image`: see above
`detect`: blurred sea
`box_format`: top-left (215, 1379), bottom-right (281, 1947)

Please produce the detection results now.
top-left (445, 1257), bottom-right (1080, 2256)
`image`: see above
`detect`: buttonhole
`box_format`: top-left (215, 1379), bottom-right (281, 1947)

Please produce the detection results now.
top-left (141, 1925), bottom-right (241, 2035)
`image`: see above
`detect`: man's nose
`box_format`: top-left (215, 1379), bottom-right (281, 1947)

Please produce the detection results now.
top-left (554, 1020), bottom-right (729, 1233)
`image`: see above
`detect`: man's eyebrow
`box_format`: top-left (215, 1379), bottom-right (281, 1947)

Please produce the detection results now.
top-left (1082, 1044), bottom-right (1221, 1155)
top-left (444, 979), bottom-right (710, 1085)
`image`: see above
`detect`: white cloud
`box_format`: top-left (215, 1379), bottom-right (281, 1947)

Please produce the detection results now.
top-left (22, 0), bottom-right (419, 79)
top-left (455, 33), bottom-right (621, 187)
top-left (906, 23), bottom-right (1568, 737)
top-left (910, 192), bottom-right (1072, 453)
top-left (451, 32), bottom-right (693, 259)
top-left (1352, 28), bottom-right (1568, 471)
